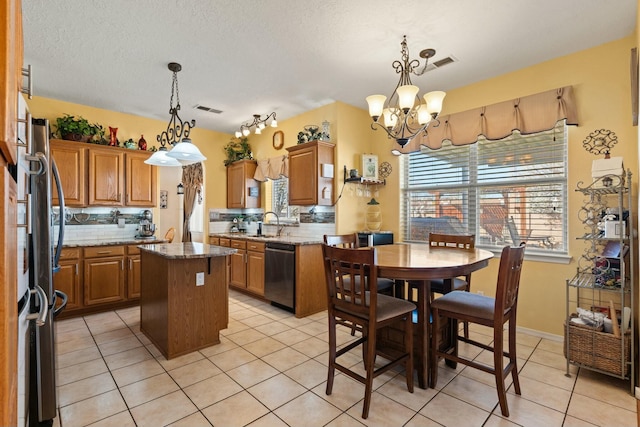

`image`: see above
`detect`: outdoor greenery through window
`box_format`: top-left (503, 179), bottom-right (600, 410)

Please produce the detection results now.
top-left (401, 121), bottom-right (567, 253)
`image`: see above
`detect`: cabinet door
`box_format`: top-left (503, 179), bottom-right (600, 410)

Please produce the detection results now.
top-left (0, 0), bottom-right (21, 166)
top-left (288, 146), bottom-right (318, 205)
top-left (84, 257), bottom-right (125, 305)
top-left (54, 259), bottom-right (81, 311)
top-left (51, 140), bottom-right (87, 207)
top-left (126, 151), bottom-right (156, 206)
top-left (127, 255), bottom-right (141, 299)
top-left (229, 250), bottom-right (247, 288)
top-left (246, 250), bottom-right (265, 295)
top-left (226, 160), bottom-right (260, 208)
top-left (89, 148), bottom-right (124, 206)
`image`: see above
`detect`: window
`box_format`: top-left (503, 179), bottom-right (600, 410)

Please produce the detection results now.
top-left (401, 121), bottom-right (567, 254)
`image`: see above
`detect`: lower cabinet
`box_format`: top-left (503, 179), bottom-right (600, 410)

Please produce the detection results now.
top-left (221, 237), bottom-right (265, 296)
top-left (246, 241), bottom-right (265, 296)
top-left (83, 246), bottom-right (126, 306)
top-left (54, 248), bottom-right (82, 311)
top-left (127, 245), bottom-right (141, 299)
top-left (55, 244), bottom-right (143, 318)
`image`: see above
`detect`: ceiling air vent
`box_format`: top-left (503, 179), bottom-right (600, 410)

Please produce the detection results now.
top-left (194, 104), bottom-right (223, 114)
top-left (424, 55), bottom-right (458, 72)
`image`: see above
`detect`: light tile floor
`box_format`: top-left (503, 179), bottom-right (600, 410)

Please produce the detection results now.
top-left (52, 290), bottom-right (638, 427)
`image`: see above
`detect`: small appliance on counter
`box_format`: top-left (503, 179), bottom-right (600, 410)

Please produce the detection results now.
top-left (136, 209), bottom-right (156, 238)
top-left (357, 231), bottom-right (394, 247)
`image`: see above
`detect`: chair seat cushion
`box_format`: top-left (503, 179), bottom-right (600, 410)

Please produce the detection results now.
top-left (431, 290), bottom-right (494, 321)
top-left (336, 293), bottom-right (415, 323)
top-left (430, 277), bottom-right (468, 294)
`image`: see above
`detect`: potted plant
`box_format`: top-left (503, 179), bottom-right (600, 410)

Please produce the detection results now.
top-left (223, 137), bottom-right (253, 166)
top-left (297, 125), bottom-right (329, 144)
top-left (54, 114), bottom-right (104, 142)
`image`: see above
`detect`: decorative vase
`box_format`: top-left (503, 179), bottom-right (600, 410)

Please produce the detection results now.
top-left (109, 127), bottom-right (118, 146)
top-left (138, 135), bottom-right (147, 150)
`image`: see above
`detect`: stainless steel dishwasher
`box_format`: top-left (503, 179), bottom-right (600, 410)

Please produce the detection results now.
top-left (264, 242), bottom-right (296, 312)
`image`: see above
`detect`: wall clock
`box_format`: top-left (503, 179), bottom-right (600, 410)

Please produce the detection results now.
top-left (273, 130), bottom-right (284, 150)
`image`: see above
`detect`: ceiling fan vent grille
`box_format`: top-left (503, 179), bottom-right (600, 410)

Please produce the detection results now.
top-left (194, 104), bottom-right (223, 114)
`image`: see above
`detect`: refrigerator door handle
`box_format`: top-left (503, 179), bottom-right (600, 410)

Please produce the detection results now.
top-left (26, 285), bottom-right (49, 326)
top-left (25, 152), bottom-right (47, 176)
top-left (51, 157), bottom-right (65, 272)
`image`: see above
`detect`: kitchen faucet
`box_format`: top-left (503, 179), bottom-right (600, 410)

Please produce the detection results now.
top-left (263, 211), bottom-right (283, 237)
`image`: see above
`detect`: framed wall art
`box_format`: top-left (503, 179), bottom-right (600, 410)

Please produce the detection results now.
top-left (362, 154), bottom-right (378, 180)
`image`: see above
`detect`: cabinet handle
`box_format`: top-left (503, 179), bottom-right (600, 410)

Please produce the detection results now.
top-left (97, 250), bottom-right (111, 255)
top-left (118, 193), bottom-right (122, 202)
top-left (75, 264), bottom-right (78, 275)
top-left (121, 259), bottom-right (124, 270)
top-left (129, 259), bottom-right (132, 270)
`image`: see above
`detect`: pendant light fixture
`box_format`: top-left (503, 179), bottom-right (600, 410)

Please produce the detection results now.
top-left (366, 36), bottom-right (446, 148)
top-left (145, 62), bottom-right (206, 166)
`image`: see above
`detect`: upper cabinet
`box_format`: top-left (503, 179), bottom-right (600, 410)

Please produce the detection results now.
top-left (0, 0), bottom-right (22, 165)
top-left (126, 151), bottom-right (156, 207)
top-left (286, 140), bottom-right (335, 206)
top-left (51, 139), bottom-right (87, 207)
top-left (51, 139), bottom-right (156, 207)
top-left (88, 146), bottom-right (125, 206)
top-left (227, 159), bottom-right (260, 209)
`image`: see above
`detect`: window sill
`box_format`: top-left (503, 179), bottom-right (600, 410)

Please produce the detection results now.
top-left (479, 246), bottom-right (572, 264)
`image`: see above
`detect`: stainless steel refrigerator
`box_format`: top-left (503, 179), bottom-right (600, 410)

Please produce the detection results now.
top-left (20, 118), bottom-right (67, 426)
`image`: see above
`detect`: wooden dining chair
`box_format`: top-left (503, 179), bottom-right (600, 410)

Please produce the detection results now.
top-left (430, 243), bottom-right (526, 417)
top-left (428, 232), bottom-right (475, 338)
top-left (164, 227), bottom-right (175, 243)
top-left (322, 244), bottom-right (415, 419)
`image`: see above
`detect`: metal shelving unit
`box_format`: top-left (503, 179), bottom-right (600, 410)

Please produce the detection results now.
top-left (565, 170), bottom-right (635, 392)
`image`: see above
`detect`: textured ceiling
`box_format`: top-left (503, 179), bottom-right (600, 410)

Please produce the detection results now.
top-left (22, 0), bottom-right (636, 135)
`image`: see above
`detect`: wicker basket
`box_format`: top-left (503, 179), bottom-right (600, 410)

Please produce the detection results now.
top-left (564, 314), bottom-right (630, 377)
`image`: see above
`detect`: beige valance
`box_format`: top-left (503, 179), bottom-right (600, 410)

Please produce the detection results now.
top-left (254, 155), bottom-right (289, 181)
top-left (392, 86), bottom-right (578, 154)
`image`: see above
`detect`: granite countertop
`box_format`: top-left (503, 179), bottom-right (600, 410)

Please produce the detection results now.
top-left (62, 237), bottom-right (168, 248)
top-left (210, 233), bottom-right (322, 245)
top-left (139, 242), bottom-right (237, 259)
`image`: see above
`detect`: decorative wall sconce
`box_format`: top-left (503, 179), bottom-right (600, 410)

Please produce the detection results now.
top-left (177, 183), bottom-right (184, 195)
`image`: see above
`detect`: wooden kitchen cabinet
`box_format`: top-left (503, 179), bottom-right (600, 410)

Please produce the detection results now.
top-left (51, 139), bottom-right (87, 207)
top-left (286, 140), bottom-right (335, 206)
top-left (0, 0), bottom-right (22, 166)
top-left (229, 239), bottom-right (247, 289)
top-left (83, 245), bottom-right (126, 306)
top-left (126, 245), bottom-right (141, 299)
top-left (126, 151), bottom-right (155, 206)
top-left (246, 241), bottom-right (265, 296)
top-left (53, 248), bottom-right (82, 311)
top-left (227, 159), bottom-right (261, 208)
top-left (88, 147), bottom-right (125, 206)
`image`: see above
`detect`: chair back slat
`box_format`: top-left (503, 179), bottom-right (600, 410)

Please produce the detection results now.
top-left (494, 243), bottom-right (526, 319)
top-left (322, 244), bottom-right (376, 318)
top-left (324, 233), bottom-right (359, 248)
top-left (428, 232), bottom-right (475, 250)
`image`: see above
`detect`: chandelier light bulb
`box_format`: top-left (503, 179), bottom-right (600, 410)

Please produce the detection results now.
top-left (255, 127), bottom-right (262, 135)
top-left (242, 128), bottom-right (250, 137)
top-left (396, 85), bottom-right (419, 112)
top-left (271, 120), bottom-right (278, 127)
top-left (366, 95), bottom-right (386, 121)
top-left (417, 107), bottom-right (431, 125)
top-left (382, 108), bottom-right (398, 129)
top-left (424, 91), bottom-right (446, 116)
top-left (235, 131), bottom-right (242, 138)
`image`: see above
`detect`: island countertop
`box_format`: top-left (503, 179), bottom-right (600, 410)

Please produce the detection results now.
top-left (139, 242), bottom-right (237, 259)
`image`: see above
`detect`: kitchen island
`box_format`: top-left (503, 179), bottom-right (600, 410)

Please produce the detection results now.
top-left (138, 242), bottom-right (236, 359)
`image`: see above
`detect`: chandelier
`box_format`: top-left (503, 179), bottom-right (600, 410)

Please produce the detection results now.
top-left (145, 62), bottom-right (206, 166)
top-left (234, 112), bottom-right (278, 138)
top-left (366, 35), bottom-right (446, 148)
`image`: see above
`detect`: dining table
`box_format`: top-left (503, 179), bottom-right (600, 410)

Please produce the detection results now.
top-left (374, 242), bottom-right (494, 388)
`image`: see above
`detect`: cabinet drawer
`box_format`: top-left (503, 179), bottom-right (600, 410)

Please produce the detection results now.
top-left (84, 245), bottom-right (125, 258)
top-left (219, 238), bottom-right (230, 247)
top-left (231, 239), bottom-right (246, 249)
top-left (209, 237), bottom-right (220, 245)
top-left (247, 241), bottom-right (265, 252)
top-left (60, 248), bottom-right (81, 260)
top-left (127, 245), bottom-right (140, 255)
